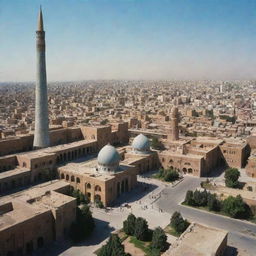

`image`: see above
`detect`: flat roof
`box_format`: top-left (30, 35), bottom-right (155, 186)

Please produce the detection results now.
top-left (18, 139), bottom-right (97, 159)
top-left (0, 167), bottom-right (30, 180)
top-left (160, 150), bottom-right (204, 160)
top-left (58, 157), bottom-right (132, 181)
top-left (0, 180), bottom-right (74, 231)
top-left (164, 223), bottom-right (227, 256)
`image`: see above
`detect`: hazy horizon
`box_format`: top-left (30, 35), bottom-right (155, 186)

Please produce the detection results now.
top-left (1, 0), bottom-right (256, 82)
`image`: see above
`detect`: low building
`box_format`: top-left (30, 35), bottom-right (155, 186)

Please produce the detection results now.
top-left (58, 144), bottom-right (137, 206)
top-left (163, 223), bottom-right (228, 256)
top-left (0, 180), bottom-right (76, 256)
top-left (246, 150), bottom-right (256, 178)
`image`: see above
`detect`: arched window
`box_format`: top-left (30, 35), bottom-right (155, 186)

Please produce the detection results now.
top-left (87, 183), bottom-right (91, 189)
top-left (71, 176), bottom-right (75, 182)
top-left (66, 174), bottom-right (69, 181)
top-left (76, 177), bottom-right (80, 183)
top-left (95, 185), bottom-right (101, 192)
top-left (61, 173), bottom-right (64, 179)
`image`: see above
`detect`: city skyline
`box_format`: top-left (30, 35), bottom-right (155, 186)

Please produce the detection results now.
top-left (1, 0), bottom-right (256, 81)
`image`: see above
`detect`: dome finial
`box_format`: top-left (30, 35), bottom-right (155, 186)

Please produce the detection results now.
top-left (37, 5), bottom-right (44, 31)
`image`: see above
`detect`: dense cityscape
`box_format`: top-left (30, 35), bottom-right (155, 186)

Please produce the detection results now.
top-left (1, 1), bottom-right (256, 256)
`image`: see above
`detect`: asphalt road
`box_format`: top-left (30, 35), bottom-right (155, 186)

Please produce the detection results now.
top-left (157, 176), bottom-right (256, 255)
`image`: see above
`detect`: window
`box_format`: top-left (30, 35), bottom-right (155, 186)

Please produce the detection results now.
top-left (95, 185), bottom-right (101, 192)
top-left (76, 177), bottom-right (80, 183)
top-left (87, 183), bottom-right (91, 189)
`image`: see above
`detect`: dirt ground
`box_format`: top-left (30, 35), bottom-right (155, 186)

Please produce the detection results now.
top-left (123, 238), bottom-right (145, 256)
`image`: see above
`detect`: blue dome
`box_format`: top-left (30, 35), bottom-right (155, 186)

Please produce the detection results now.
top-left (132, 134), bottom-right (150, 152)
top-left (97, 144), bottom-right (120, 167)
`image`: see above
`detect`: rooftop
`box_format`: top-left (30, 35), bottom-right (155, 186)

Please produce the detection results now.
top-left (0, 180), bottom-right (74, 231)
top-left (164, 223), bottom-right (228, 256)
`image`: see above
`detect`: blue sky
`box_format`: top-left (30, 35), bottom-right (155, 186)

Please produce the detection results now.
top-left (1, 0), bottom-right (256, 81)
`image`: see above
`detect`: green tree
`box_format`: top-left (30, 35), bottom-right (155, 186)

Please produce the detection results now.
top-left (95, 199), bottom-right (104, 208)
top-left (98, 234), bottom-right (130, 256)
top-left (225, 168), bottom-right (240, 188)
top-left (151, 227), bottom-right (167, 251)
top-left (134, 217), bottom-right (149, 241)
top-left (184, 190), bottom-right (194, 206)
top-left (207, 193), bottom-right (221, 211)
top-left (69, 205), bottom-right (95, 242)
top-left (170, 211), bottom-right (189, 234)
top-left (222, 195), bottom-right (252, 219)
top-left (164, 169), bottom-right (179, 182)
top-left (193, 190), bottom-right (208, 206)
top-left (123, 214), bottom-right (136, 236)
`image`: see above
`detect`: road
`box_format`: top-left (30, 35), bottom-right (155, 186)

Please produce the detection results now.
top-left (35, 175), bottom-right (256, 255)
top-left (157, 176), bottom-right (256, 255)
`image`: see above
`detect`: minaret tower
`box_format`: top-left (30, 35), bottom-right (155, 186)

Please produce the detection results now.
top-left (33, 7), bottom-right (50, 148)
top-left (168, 106), bottom-right (179, 141)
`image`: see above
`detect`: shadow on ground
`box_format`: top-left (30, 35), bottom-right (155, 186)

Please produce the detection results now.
top-left (113, 181), bottom-right (158, 207)
top-left (33, 218), bottom-right (114, 256)
top-left (224, 246), bottom-right (238, 256)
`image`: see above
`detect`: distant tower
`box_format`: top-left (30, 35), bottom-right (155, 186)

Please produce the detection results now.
top-left (220, 84), bottom-right (223, 93)
top-left (33, 7), bottom-right (50, 149)
top-left (168, 106), bottom-right (179, 141)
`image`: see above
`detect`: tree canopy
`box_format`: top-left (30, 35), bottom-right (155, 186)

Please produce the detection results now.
top-left (225, 168), bottom-right (240, 188)
top-left (98, 234), bottom-right (130, 256)
top-left (134, 217), bottom-right (149, 241)
top-left (222, 195), bottom-right (252, 219)
top-left (170, 211), bottom-right (189, 234)
top-left (151, 227), bottom-right (167, 251)
top-left (123, 213), bottom-right (136, 236)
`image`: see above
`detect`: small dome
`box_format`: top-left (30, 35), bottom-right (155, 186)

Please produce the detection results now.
top-left (132, 134), bottom-right (150, 153)
top-left (97, 144), bottom-right (120, 172)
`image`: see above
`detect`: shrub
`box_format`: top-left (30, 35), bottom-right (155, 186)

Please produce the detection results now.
top-left (170, 211), bottom-right (189, 234)
top-left (222, 195), bottom-right (252, 219)
top-left (151, 227), bottom-right (167, 251)
top-left (134, 217), bottom-right (149, 241)
top-left (225, 168), bottom-right (240, 188)
top-left (184, 190), bottom-right (194, 206)
top-left (98, 234), bottom-right (130, 256)
top-left (95, 199), bottom-right (104, 208)
top-left (207, 193), bottom-right (221, 211)
top-left (123, 214), bottom-right (136, 236)
top-left (164, 169), bottom-right (179, 182)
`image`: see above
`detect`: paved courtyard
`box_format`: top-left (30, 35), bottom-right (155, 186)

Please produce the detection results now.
top-left (35, 174), bottom-right (256, 256)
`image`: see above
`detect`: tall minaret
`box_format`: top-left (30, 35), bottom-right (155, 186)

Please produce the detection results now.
top-left (168, 106), bottom-right (179, 141)
top-left (33, 7), bottom-right (50, 149)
